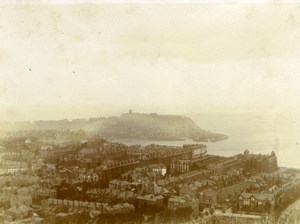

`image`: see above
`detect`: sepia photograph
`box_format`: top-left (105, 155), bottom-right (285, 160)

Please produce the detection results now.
top-left (0, 0), bottom-right (300, 223)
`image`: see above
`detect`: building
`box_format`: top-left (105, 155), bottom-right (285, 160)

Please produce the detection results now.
top-left (170, 159), bottom-right (191, 174)
top-left (199, 189), bottom-right (218, 207)
top-left (236, 192), bottom-right (274, 213)
top-left (136, 194), bottom-right (164, 213)
top-left (243, 150), bottom-right (278, 173)
top-left (101, 160), bottom-right (140, 182)
top-left (168, 196), bottom-right (199, 212)
top-left (109, 179), bottom-right (131, 191)
top-left (36, 188), bottom-right (57, 198)
top-left (190, 144), bottom-right (207, 159)
top-left (208, 157), bottom-right (244, 175)
top-left (78, 173), bottom-right (99, 183)
top-left (10, 195), bottom-right (33, 207)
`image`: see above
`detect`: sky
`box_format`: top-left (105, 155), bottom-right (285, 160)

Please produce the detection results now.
top-left (0, 3), bottom-right (300, 121)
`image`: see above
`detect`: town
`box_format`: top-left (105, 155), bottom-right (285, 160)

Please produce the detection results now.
top-left (0, 130), bottom-right (300, 224)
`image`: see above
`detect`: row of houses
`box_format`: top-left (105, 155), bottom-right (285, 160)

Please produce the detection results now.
top-left (0, 160), bottom-right (28, 174)
top-left (42, 198), bottom-right (135, 215)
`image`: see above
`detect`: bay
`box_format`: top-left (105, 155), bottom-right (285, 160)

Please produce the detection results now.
top-left (116, 112), bottom-right (300, 169)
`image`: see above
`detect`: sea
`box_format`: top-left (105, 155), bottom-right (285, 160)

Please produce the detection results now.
top-left (116, 111), bottom-right (300, 169)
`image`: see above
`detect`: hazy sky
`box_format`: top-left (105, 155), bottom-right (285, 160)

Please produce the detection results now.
top-left (0, 3), bottom-right (300, 121)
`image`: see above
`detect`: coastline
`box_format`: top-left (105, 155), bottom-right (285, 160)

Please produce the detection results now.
top-left (111, 136), bottom-right (229, 145)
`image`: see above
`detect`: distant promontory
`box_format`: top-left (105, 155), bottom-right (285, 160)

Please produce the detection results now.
top-left (0, 112), bottom-right (228, 143)
top-left (85, 112), bottom-right (228, 142)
